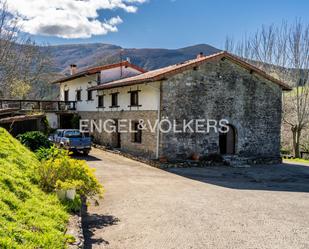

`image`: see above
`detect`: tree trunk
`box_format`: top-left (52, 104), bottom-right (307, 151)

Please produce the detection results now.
top-left (292, 126), bottom-right (302, 158)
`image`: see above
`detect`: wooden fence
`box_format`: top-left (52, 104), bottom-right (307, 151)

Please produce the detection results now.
top-left (0, 99), bottom-right (76, 112)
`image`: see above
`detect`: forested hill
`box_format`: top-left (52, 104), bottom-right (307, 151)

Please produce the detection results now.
top-left (44, 43), bottom-right (221, 74)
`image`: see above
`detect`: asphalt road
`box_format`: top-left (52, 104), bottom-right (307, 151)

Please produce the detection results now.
top-left (81, 148), bottom-right (309, 249)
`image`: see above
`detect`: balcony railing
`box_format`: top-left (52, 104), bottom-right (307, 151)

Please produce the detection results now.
top-left (0, 99), bottom-right (76, 112)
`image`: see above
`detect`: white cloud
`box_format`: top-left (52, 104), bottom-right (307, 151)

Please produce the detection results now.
top-left (5, 0), bottom-right (147, 39)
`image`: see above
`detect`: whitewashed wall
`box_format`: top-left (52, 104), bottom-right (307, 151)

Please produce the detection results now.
top-left (59, 66), bottom-right (146, 112)
top-left (101, 66), bottom-right (141, 83)
top-left (46, 112), bottom-right (58, 128)
top-left (59, 75), bottom-right (98, 111)
top-left (97, 81), bottom-right (160, 111)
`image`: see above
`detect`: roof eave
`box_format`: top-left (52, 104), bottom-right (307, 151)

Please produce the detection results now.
top-left (50, 73), bottom-right (90, 84)
top-left (222, 53), bottom-right (292, 91)
top-left (50, 61), bottom-right (147, 84)
top-left (57, 52), bottom-right (293, 91)
top-left (89, 78), bottom-right (155, 91)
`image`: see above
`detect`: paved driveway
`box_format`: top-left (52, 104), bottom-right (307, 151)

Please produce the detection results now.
top-left (82, 148), bottom-right (309, 249)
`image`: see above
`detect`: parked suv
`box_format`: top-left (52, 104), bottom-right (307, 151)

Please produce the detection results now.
top-left (49, 129), bottom-right (92, 155)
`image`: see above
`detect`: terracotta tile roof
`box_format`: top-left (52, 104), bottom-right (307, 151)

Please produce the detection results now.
top-left (51, 61), bottom-right (146, 84)
top-left (89, 51), bottom-right (292, 91)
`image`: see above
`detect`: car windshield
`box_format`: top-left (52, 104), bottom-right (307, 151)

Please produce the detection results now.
top-left (64, 130), bottom-right (82, 138)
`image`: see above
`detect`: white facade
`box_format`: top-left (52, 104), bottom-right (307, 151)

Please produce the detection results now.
top-left (100, 66), bottom-right (141, 83)
top-left (96, 82), bottom-right (160, 111)
top-left (60, 75), bottom-right (97, 111)
top-left (45, 112), bottom-right (58, 128)
top-left (59, 65), bottom-right (159, 112)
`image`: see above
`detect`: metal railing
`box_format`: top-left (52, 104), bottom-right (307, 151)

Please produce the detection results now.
top-left (0, 99), bottom-right (76, 112)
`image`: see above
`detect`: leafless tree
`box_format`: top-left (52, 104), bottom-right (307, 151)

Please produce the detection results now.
top-left (0, 0), bottom-right (52, 99)
top-left (225, 20), bottom-right (309, 158)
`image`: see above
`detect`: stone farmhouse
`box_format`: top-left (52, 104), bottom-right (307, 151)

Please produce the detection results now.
top-left (53, 51), bottom-right (291, 163)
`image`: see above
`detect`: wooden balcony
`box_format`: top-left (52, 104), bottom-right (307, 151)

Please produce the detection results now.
top-left (0, 99), bottom-right (77, 112)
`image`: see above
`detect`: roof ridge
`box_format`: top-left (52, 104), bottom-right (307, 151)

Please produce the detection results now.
top-left (51, 60), bottom-right (146, 84)
top-left (89, 51), bottom-right (291, 91)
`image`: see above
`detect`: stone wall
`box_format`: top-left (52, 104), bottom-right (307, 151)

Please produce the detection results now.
top-left (79, 59), bottom-right (283, 163)
top-left (79, 110), bottom-right (158, 158)
top-left (159, 59), bottom-right (282, 161)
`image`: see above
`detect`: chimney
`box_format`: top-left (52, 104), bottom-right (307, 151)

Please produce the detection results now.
top-left (70, 64), bottom-right (77, 75)
top-left (197, 52), bottom-right (204, 59)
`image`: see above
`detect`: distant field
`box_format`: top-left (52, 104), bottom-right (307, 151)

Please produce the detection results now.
top-left (284, 158), bottom-right (309, 164)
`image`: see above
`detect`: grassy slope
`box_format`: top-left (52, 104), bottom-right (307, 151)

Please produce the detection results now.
top-left (0, 128), bottom-right (68, 249)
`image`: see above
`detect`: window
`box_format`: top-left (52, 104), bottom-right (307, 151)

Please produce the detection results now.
top-left (97, 73), bottom-right (101, 84)
top-left (64, 90), bottom-right (69, 102)
top-left (110, 93), bottom-right (119, 108)
top-left (57, 130), bottom-right (64, 137)
top-left (132, 121), bottom-right (142, 143)
top-left (129, 90), bottom-right (140, 106)
top-left (64, 130), bottom-right (82, 138)
top-left (87, 90), bottom-right (93, 101)
top-left (98, 95), bottom-right (104, 108)
top-left (76, 89), bottom-right (82, 101)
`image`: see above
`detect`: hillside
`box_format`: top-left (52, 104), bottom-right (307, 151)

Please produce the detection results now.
top-left (24, 42), bottom-right (298, 98)
top-left (45, 43), bottom-right (221, 75)
top-left (34, 43), bottom-right (220, 99)
top-left (4, 42), bottom-right (299, 99)
top-left (0, 128), bottom-right (68, 248)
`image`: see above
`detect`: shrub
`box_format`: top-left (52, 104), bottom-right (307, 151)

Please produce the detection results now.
top-left (280, 148), bottom-right (291, 155)
top-left (61, 194), bottom-right (83, 213)
top-left (17, 131), bottom-right (51, 151)
top-left (37, 147), bottom-right (103, 199)
top-left (36, 146), bottom-right (66, 161)
top-left (301, 142), bottom-right (309, 153)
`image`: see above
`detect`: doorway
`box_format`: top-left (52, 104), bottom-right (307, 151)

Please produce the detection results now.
top-left (219, 124), bottom-right (236, 155)
top-left (59, 114), bottom-right (74, 129)
top-left (112, 119), bottom-right (121, 148)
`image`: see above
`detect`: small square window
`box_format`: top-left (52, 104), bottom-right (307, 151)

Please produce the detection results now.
top-left (76, 90), bottom-right (82, 101)
top-left (98, 95), bottom-right (104, 108)
top-left (132, 121), bottom-right (142, 143)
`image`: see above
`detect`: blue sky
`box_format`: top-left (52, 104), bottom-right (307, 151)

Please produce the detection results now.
top-left (11, 0), bottom-right (309, 49)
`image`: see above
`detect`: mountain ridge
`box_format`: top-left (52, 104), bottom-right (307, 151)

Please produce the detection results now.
top-left (21, 43), bottom-right (221, 98)
top-left (44, 43), bottom-right (221, 75)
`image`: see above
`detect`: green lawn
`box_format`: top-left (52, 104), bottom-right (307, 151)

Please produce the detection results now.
top-left (0, 128), bottom-right (69, 249)
top-left (284, 158), bottom-right (309, 164)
